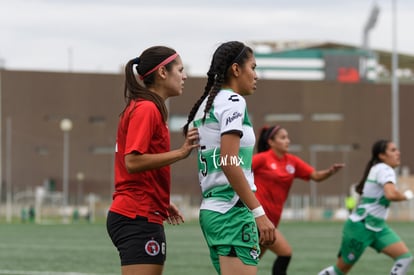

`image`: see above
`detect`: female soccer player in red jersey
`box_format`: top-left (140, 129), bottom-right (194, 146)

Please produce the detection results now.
top-left (253, 125), bottom-right (344, 275)
top-left (106, 46), bottom-right (199, 275)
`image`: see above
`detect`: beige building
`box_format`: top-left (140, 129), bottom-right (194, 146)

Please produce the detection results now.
top-left (1, 69), bottom-right (414, 208)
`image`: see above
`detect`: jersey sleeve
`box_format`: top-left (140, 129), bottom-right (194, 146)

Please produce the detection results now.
top-left (291, 154), bottom-right (314, 181)
top-left (252, 153), bottom-right (264, 171)
top-left (377, 164), bottom-right (396, 185)
top-left (216, 93), bottom-right (246, 137)
top-left (125, 101), bottom-right (160, 155)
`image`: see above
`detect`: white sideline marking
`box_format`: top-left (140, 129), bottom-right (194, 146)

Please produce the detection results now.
top-left (0, 270), bottom-right (115, 275)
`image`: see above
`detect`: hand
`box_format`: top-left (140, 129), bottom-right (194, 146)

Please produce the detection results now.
top-left (329, 163), bottom-right (345, 175)
top-left (404, 190), bottom-right (414, 200)
top-left (181, 127), bottom-right (199, 158)
top-left (255, 215), bottom-right (276, 246)
top-left (166, 202), bottom-right (185, 225)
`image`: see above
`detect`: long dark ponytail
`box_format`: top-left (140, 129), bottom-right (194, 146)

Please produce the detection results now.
top-left (355, 139), bottom-right (390, 195)
top-left (183, 41), bottom-right (253, 135)
top-left (122, 46), bottom-right (177, 121)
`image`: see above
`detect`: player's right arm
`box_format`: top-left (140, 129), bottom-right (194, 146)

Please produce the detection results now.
top-left (384, 183), bottom-right (413, 201)
top-left (125, 127), bottom-right (199, 173)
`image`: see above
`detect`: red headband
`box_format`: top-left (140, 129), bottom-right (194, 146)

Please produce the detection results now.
top-left (139, 53), bottom-right (178, 80)
top-left (267, 125), bottom-right (281, 139)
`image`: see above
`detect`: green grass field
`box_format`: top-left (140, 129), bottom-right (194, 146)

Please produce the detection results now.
top-left (0, 220), bottom-right (412, 274)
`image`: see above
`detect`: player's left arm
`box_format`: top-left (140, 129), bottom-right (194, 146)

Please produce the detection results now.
top-left (310, 163), bottom-right (345, 182)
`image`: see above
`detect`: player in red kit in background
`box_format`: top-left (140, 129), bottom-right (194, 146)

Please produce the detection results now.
top-left (253, 125), bottom-right (344, 275)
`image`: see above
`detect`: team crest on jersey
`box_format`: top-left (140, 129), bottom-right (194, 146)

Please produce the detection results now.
top-left (285, 164), bottom-right (295, 174)
top-left (347, 252), bottom-right (355, 261)
top-left (270, 163), bottom-right (277, 170)
top-left (145, 240), bottom-right (161, 256)
top-left (250, 248), bottom-right (259, 260)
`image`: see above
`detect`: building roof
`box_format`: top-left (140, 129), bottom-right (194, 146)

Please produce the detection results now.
top-left (306, 41), bottom-right (414, 72)
top-left (249, 40), bottom-right (414, 72)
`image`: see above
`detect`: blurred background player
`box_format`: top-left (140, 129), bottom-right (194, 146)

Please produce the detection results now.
top-left (318, 139), bottom-right (413, 275)
top-left (253, 125), bottom-right (344, 275)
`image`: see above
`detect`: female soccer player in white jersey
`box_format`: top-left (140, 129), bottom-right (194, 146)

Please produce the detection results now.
top-left (183, 41), bottom-right (276, 275)
top-left (319, 139), bottom-right (413, 275)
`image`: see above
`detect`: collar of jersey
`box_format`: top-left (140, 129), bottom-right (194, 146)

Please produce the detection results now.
top-left (221, 88), bottom-right (235, 93)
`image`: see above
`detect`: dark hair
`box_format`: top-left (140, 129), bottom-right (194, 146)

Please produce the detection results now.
top-left (122, 46), bottom-right (177, 121)
top-left (256, 125), bottom-right (282, 153)
top-left (355, 139), bottom-right (390, 195)
top-left (183, 41), bottom-right (253, 135)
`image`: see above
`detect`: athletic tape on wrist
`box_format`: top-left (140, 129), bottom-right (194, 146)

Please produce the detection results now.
top-left (251, 206), bottom-right (265, 218)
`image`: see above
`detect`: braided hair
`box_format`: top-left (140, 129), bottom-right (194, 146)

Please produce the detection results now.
top-left (183, 41), bottom-right (253, 135)
top-left (122, 46), bottom-right (177, 121)
top-left (355, 139), bottom-right (390, 195)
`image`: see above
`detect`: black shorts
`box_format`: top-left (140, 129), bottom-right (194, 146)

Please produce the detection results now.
top-left (106, 211), bottom-right (166, 265)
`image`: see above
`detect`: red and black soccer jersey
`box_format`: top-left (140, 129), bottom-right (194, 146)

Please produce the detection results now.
top-left (110, 100), bottom-right (170, 224)
top-left (253, 150), bottom-right (314, 226)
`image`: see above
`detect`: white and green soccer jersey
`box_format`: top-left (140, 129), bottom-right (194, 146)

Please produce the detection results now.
top-left (350, 163), bottom-right (396, 231)
top-left (192, 89), bottom-right (256, 214)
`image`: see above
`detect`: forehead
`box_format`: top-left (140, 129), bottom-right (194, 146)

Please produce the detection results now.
top-left (246, 54), bottom-right (256, 64)
top-left (275, 128), bottom-right (288, 136)
top-left (172, 56), bottom-right (183, 66)
top-left (385, 142), bottom-right (397, 151)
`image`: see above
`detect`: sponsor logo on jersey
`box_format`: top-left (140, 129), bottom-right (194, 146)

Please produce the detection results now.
top-left (225, 111), bottom-right (242, 126)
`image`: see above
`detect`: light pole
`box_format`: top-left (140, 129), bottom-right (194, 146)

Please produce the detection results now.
top-left (362, 3), bottom-right (380, 50)
top-left (391, 0), bottom-right (399, 150)
top-left (76, 172), bottom-right (84, 206)
top-left (362, 3), bottom-right (380, 80)
top-left (60, 118), bottom-right (72, 208)
top-left (0, 70), bottom-right (3, 209)
top-left (5, 117), bottom-right (12, 223)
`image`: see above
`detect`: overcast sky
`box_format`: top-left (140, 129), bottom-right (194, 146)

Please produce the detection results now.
top-left (1, 0), bottom-right (413, 76)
